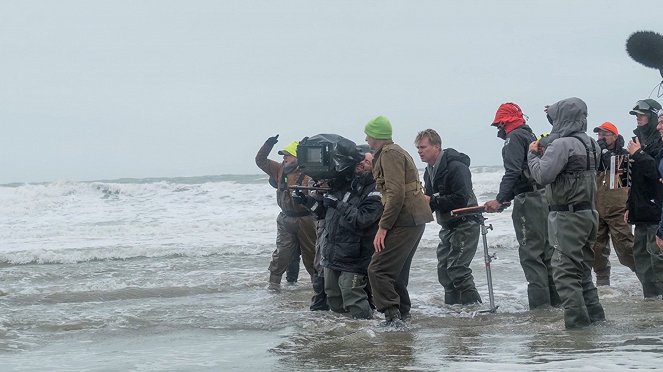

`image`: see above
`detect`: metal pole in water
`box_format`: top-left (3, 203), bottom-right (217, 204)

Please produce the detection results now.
top-left (479, 214), bottom-right (498, 313)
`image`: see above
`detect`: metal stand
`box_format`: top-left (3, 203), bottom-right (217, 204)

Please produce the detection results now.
top-left (477, 214), bottom-right (498, 313)
top-left (450, 204), bottom-right (502, 314)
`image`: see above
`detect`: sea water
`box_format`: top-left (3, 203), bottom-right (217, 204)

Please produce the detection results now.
top-left (0, 169), bottom-right (661, 371)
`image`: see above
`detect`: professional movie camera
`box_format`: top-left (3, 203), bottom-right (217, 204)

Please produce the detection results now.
top-left (296, 134), bottom-right (364, 187)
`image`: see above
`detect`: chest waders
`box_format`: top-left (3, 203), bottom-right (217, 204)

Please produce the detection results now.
top-left (450, 203), bottom-right (509, 313)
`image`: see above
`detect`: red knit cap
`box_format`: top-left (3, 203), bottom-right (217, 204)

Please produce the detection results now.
top-left (492, 102), bottom-right (525, 134)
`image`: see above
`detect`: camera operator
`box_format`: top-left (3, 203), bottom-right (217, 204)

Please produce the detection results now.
top-left (293, 147), bottom-right (383, 319)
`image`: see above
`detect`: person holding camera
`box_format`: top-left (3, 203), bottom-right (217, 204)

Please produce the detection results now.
top-left (255, 135), bottom-right (317, 293)
top-left (364, 116), bottom-right (433, 326)
top-left (484, 102), bottom-right (559, 309)
top-left (626, 99), bottom-right (663, 299)
top-left (527, 97), bottom-right (605, 329)
top-left (296, 149), bottom-right (383, 319)
top-left (591, 122), bottom-right (635, 286)
top-left (416, 128), bottom-right (482, 305)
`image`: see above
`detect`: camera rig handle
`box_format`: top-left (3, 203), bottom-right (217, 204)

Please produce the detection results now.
top-left (450, 202), bottom-right (511, 217)
top-left (288, 185), bottom-right (332, 193)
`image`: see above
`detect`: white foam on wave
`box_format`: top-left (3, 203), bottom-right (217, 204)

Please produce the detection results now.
top-left (0, 179), bottom-right (282, 264)
top-left (0, 168), bottom-right (508, 264)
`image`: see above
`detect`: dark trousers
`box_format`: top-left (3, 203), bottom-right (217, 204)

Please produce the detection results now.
top-left (368, 224), bottom-right (426, 314)
top-left (268, 213), bottom-right (316, 284)
top-left (633, 224), bottom-right (663, 297)
top-left (436, 220), bottom-right (479, 293)
top-left (548, 210), bottom-right (604, 328)
top-left (512, 190), bottom-right (559, 308)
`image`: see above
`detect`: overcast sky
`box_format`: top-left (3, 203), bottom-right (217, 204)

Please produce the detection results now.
top-left (1, 0), bottom-right (661, 184)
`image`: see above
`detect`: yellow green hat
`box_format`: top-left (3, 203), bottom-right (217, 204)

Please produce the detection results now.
top-left (278, 141), bottom-right (299, 157)
top-left (364, 116), bottom-right (392, 140)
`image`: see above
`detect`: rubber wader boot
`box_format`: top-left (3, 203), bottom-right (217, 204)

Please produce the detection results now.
top-left (444, 288), bottom-right (460, 305)
top-left (563, 306), bottom-right (591, 329)
top-left (642, 282), bottom-right (660, 299)
top-left (381, 306), bottom-right (405, 328)
top-left (309, 274), bottom-right (329, 311)
top-left (528, 287), bottom-right (552, 309)
top-left (268, 274), bottom-right (282, 292)
top-left (459, 288), bottom-right (482, 305)
top-left (549, 284), bottom-right (562, 307)
top-left (586, 303), bottom-right (606, 323)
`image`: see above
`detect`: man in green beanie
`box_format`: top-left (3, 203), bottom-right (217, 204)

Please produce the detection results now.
top-left (364, 116), bottom-right (433, 327)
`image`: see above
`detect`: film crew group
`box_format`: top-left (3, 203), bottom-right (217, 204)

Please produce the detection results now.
top-left (483, 102), bottom-right (559, 310)
top-left (626, 99), bottom-right (663, 299)
top-left (291, 134), bottom-right (383, 319)
top-left (415, 128), bottom-right (482, 305)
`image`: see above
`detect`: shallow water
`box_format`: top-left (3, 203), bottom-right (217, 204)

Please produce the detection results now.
top-left (0, 174), bottom-right (661, 371)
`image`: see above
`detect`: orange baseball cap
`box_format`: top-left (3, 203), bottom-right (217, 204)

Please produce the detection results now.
top-left (593, 122), bottom-right (619, 136)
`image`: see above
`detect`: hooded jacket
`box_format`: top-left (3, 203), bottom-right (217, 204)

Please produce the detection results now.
top-left (317, 173), bottom-right (383, 274)
top-left (527, 98), bottom-right (599, 208)
top-left (372, 141), bottom-right (434, 229)
top-left (424, 148), bottom-right (478, 228)
top-left (496, 124), bottom-right (542, 203)
top-left (255, 140), bottom-right (313, 217)
top-left (626, 119), bottom-right (663, 224)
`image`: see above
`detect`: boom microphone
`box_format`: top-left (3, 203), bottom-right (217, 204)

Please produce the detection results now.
top-left (626, 31), bottom-right (663, 77)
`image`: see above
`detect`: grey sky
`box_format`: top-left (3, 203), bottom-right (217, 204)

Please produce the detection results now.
top-left (0, 0), bottom-right (661, 184)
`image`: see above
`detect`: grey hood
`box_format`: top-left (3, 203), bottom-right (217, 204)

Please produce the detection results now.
top-left (540, 97), bottom-right (588, 147)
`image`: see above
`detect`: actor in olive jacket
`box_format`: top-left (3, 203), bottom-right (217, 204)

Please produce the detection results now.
top-left (363, 116), bottom-right (433, 326)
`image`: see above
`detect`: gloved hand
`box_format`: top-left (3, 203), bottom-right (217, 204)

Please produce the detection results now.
top-left (597, 138), bottom-right (608, 151)
top-left (266, 134), bottom-right (279, 146)
top-left (323, 194), bottom-right (339, 208)
top-left (429, 192), bottom-right (440, 211)
top-left (291, 189), bottom-right (308, 205)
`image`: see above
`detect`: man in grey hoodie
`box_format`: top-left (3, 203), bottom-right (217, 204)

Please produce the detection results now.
top-left (527, 97), bottom-right (605, 329)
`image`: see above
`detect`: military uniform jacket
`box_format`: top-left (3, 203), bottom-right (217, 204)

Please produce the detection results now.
top-left (372, 141), bottom-right (433, 230)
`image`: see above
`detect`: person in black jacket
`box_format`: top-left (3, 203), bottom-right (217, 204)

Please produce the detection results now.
top-left (296, 150), bottom-right (383, 319)
top-left (416, 129), bottom-right (481, 305)
top-left (625, 99), bottom-right (663, 298)
top-left (484, 102), bottom-right (559, 309)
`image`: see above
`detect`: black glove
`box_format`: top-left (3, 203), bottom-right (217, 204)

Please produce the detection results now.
top-left (266, 134), bottom-right (279, 146)
top-left (291, 190), bottom-right (308, 205)
top-left (597, 138), bottom-right (608, 151)
top-left (323, 194), bottom-right (339, 208)
top-left (429, 193), bottom-right (440, 211)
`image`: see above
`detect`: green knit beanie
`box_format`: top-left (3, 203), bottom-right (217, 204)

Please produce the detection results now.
top-left (364, 116), bottom-right (392, 139)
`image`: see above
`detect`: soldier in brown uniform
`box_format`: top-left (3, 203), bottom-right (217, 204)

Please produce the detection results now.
top-left (255, 135), bottom-right (317, 293)
top-left (364, 116), bottom-right (433, 326)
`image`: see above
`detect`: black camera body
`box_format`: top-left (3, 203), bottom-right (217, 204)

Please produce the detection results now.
top-left (297, 134), bottom-right (363, 182)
